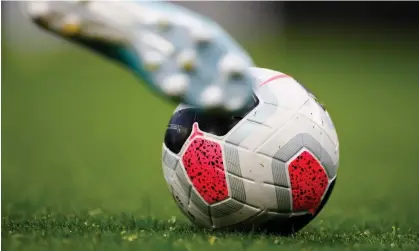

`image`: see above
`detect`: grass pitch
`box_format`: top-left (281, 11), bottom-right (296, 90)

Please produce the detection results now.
top-left (2, 26), bottom-right (419, 250)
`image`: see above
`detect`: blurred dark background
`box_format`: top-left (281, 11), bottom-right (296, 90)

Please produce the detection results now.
top-left (284, 2), bottom-right (419, 26)
top-left (2, 1), bottom-right (419, 230)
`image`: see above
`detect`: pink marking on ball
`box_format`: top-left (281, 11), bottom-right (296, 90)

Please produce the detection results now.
top-left (288, 151), bottom-right (329, 214)
top-left (182, 138), bottom-right (228, 204)
top-left (189, 122), bottom-right (204, 141)
top-left (259, 74), bottom-right (291, 87)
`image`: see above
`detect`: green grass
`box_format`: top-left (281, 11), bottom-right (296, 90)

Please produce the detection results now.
top-left (2, 25), bottom-right (419, 250)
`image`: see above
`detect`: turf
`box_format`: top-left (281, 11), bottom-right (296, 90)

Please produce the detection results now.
top-left (2, 24), bottom-right (419, 250)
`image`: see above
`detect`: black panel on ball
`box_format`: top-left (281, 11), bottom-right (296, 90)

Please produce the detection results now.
top-left (164, 95), bottom-right (259, 154)
top-left (164, 108), bottom-right (196, 154)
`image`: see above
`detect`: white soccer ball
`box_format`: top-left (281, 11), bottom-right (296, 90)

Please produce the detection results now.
top-left (162, 67), bottom-right (339, 234)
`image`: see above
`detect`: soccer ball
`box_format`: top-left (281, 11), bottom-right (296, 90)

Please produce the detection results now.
top-left (161, 68), bottom-right (339, 234)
